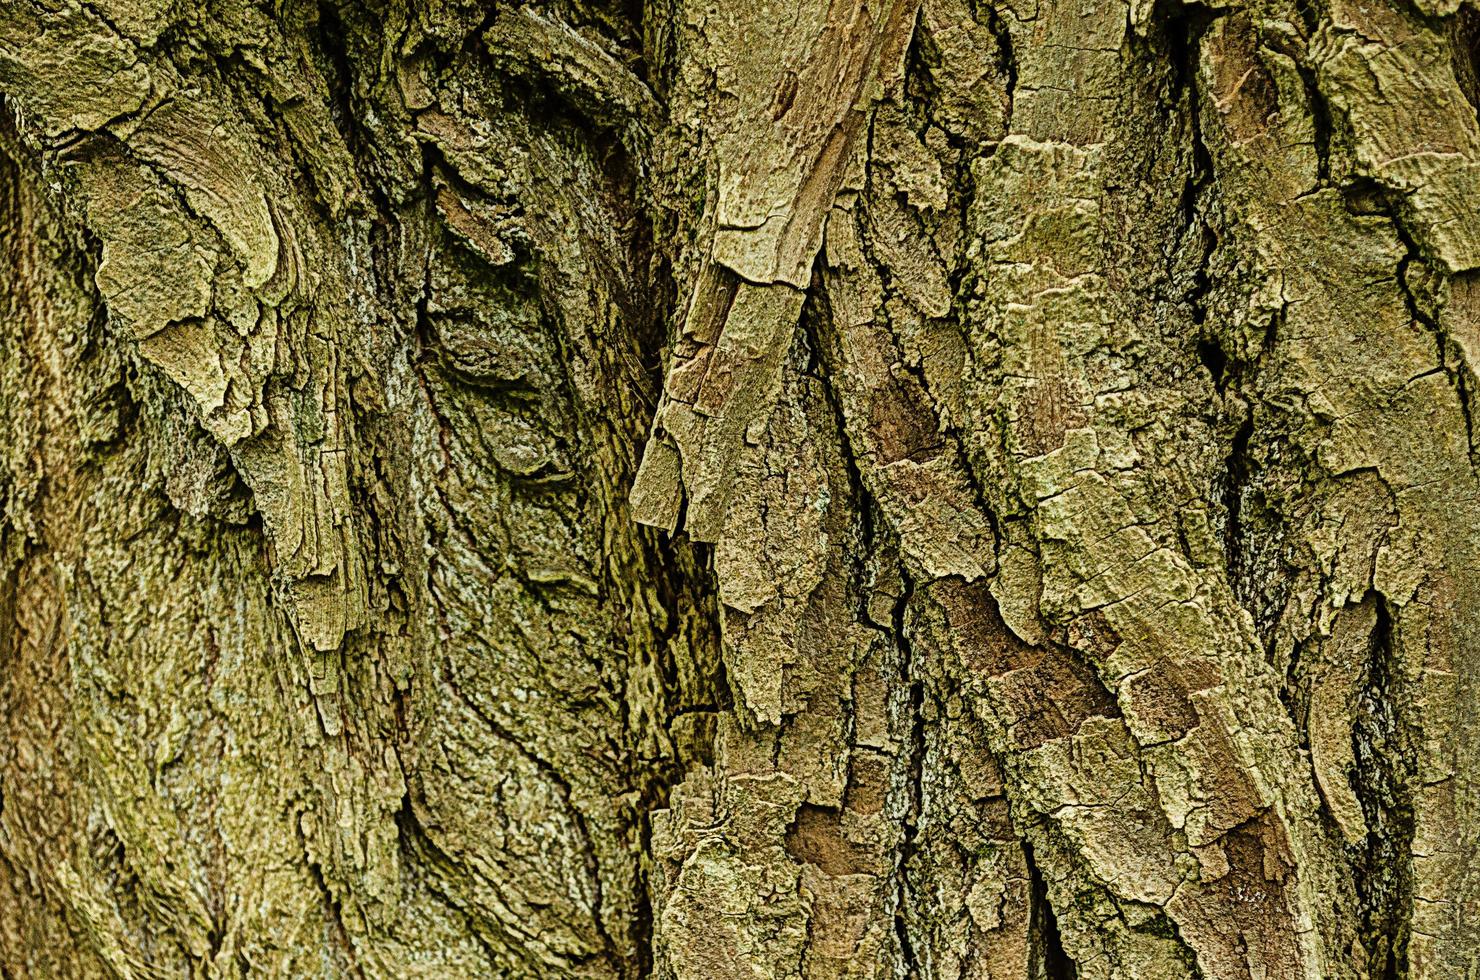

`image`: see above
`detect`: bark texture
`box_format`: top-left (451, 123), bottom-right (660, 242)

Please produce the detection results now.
top-left (0, 0), bottom-right (1478, 976)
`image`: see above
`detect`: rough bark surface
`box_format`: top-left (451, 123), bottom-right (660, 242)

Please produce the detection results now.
top-left (0, 0), bottom-right (1477, 977)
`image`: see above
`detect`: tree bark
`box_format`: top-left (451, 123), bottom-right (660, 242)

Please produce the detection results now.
top-left (1, 0), bottom-right (1477, 976)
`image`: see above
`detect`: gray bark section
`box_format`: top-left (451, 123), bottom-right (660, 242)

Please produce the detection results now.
top-left (0, 0), bottom-right (1477, 977)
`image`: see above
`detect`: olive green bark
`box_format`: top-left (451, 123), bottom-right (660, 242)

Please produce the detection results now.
top-left (0, 0), bottom-right (1477, 976)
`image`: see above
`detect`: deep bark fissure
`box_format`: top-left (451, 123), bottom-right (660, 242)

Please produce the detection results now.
top-left (1220, 413), bottom-right (1255, 611)
top-left (1390, 214), bottom-right (1479, 466)
top-left (891, 575), bottom-right (927, 980)
top-left (313, 1), bottom-right (359, 159)
top-left (392, 794), bottom-right (512, 972)
top-left (1024, 841), bottom-right (1076, 980)
top-left (1451, 5), bottom-right (1480, 129)
top-left (804, 279), bottom-right (932, 976)
top-left (296, 818), bottom-right (368, 980)
top-left (1351, 592), bottom-right (1415, 980)
top-left (1296, 62), bottom-right (1334, 185)
top-left (986, 3), bottom-right (1017, 127)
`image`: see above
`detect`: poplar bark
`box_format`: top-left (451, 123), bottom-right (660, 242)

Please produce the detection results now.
top-left (1, 0), bottom-right (1478, 976)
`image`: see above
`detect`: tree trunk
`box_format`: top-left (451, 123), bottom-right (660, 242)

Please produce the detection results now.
top-left (1, 0), bottom-right (1478, 976)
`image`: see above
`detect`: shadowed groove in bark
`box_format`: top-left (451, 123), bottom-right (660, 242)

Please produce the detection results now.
top-left (1024, 842), bottom-right (1076, 980)
top-left (630, 542), bottom-right (728, 978)
top-left (1352, 592), bottom-right (1414, 980)
top-left (299, 838), bottom-right (368, 980)
top-left (314, 1), bottom-right (358, 156)
top-left (985, 1), bottom-right (1017, 124)
top-left (803, 277), bottom-right (930, 975)
top-left (891, 574), bottom-right (926, 979)
top-left (1390, 216), bottom-right (1480, 467)
top-left (1220, 413), bottom-right (1255, 613)
top-left (1451, 4), bottom-right (1480, 129)
top-left (1172, 9), bottom-right (1303, 661)
top-left (393, 792), bottom-right (509, 972)
top-left (1164, 0), bottom-right (1282, 644)
top-left (1163, 0), bottom-right (1221, 342)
